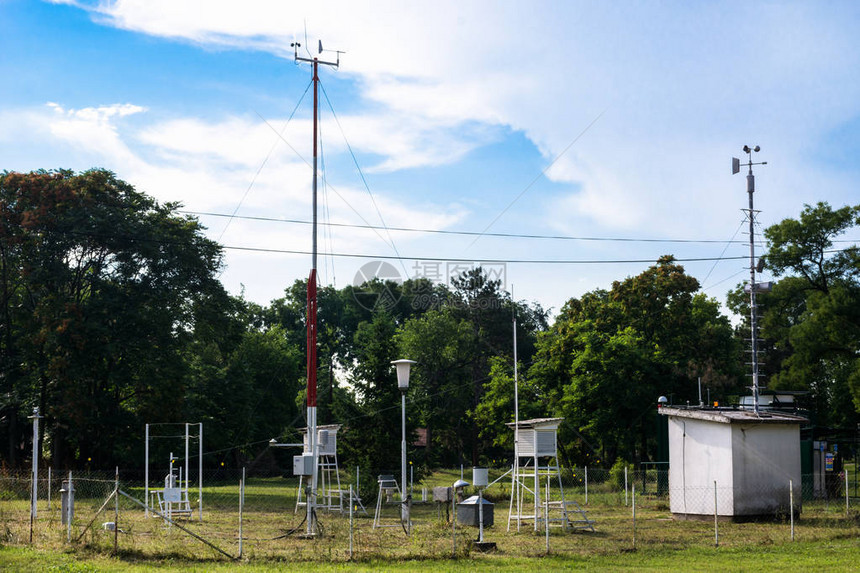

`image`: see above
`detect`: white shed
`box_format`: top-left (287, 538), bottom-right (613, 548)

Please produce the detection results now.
top-left (660, 407), bottom-right (806, 519)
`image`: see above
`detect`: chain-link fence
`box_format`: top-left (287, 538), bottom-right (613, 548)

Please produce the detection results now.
top-left (1, 465), bottom-right (857, 562)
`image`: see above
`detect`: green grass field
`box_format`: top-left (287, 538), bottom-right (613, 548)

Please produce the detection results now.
top-left (2, 539), bottom-right (859, 572)
top-left (1, 470), bottom-right (858, 570)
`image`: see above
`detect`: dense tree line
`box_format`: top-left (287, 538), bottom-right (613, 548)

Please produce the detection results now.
top-left (1, 170), bottom-right (857, 477)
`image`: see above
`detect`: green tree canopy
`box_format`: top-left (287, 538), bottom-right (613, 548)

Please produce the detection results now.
top-left (0, 169), bottom-right (228, 468)
top-left (527, 256), bottom-right (740, 465)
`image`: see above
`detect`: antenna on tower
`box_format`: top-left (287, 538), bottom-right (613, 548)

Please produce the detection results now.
top-left (732, 145), bottom-right (768, 415)
top-left (303, 20), bottom-right (312, 58)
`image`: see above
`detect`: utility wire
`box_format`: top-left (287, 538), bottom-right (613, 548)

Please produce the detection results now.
top-left (181, 210), bottom-right (757, 246)
top-left (703, 268), bottom-right (749, 291)
top-left (52, 226), bottom-right (857, 266)
top-left (218, 244), bottom-right (752, 264)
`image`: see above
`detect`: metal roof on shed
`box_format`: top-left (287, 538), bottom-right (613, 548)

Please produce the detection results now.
top-left (658, 407), bottom-right (807, 425)
top-left (505, 417), bottom-right (564, 430)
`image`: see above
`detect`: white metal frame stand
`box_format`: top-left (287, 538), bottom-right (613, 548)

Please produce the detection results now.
top-left (144, 422), bottom-right (203, 521)
top-left (373, 475), bottom-right (404, 529)
top-left (507, 418), bottom-right (586, 532)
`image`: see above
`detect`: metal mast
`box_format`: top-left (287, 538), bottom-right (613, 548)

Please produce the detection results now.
top-left (293, 40), bottom-right (339, 535)
top-left (733, 146), bottom-right (767, 415)
top-left (513, 292), bottom-right (519, 475)
top-left (509, 287), bottom-right (521, 531)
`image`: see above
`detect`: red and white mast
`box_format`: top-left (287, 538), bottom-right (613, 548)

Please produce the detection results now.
top-left (293, 40), bottom-right (339, 536)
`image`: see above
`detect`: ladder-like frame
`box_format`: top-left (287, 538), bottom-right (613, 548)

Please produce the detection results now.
top-left (508, 455), bottom-right (568, 530)
top-left (508, 456), bottom-right (594, 532)
top-left (373, 475), bottom-right (404, 529)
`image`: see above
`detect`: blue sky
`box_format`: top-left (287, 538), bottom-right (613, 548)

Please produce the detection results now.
top-left (2, 0), bottom-right (858, 316)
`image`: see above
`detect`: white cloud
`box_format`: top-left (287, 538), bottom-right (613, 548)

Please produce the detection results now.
top-left (58, 1), bottom-right (860, 230)
top-left (31, 1), bottom-right (860, 310)
top-left (45, 102), bottom-right (148, 170)
top-left (10, 94), bottom-right (471, 303)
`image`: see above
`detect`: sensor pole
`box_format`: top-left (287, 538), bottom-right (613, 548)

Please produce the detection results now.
top-left (733, 146), bottom-right (767, 415)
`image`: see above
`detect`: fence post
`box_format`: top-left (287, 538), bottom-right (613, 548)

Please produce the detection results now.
top-left (29, 407), bottom-right (40, 544)
top-left (452, 492), bottom-right (456, 557)
top-left (632, 483), bottom-right (636, 549)
top-left (114, 467), bottom-right (119, 556)
top-left (790, 479), bottom-right (795, 541)
top-left (349, 484), bottom-right (354, 560)
top-left (714, 480), bottom-right (719, 548)
top-left (145, 423), bottom-right (149, 518)
top-left (67, 471), bottom-right (73, 543)
top-left (239, 468), bottom-right (245, 559)
top-left (47, 466), bottom-right (51, 513)
top-left (198, 422), bottom-right (203, 522)
top-left (585, 466), bottom-right (588, 505)
top-left (846, 467), bottom-right (849, 516)
top-left (545, 477), bottom-right (550, 555)
top-left (624, 466), bottom-right (628, 506)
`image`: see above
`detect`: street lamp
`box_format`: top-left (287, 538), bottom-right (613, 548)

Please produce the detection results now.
top-left (391, 359), bottom-right (416, 533)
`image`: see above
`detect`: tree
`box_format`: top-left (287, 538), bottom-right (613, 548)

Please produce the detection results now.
top-left (339, 312), bottom-right (402, 479)
top-left (528, 257), bottom-right (740, 465)
top-left (472, 355), bottom-right (543, 453)
top-left (447, 268), bottom-right (523, 465)
top-left (395, 309), bottom-right (476, 467)
top-left (765, 202), bottom-right (859, 292)
top-left (0, 169), bottom-right (227, 469)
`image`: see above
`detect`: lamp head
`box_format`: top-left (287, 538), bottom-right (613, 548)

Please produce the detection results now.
top-left (391, 359), bottom-right (416, 390)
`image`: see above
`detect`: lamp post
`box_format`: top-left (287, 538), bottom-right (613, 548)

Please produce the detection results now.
top-left (392, 359), bottom-right (415, 533)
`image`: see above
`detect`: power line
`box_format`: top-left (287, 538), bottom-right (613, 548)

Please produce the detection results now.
top-left (45, 227), bottom-right (859, 268)
top-left (219, 243), bottom-right (752, 265)
top-left (180, 210), bottom-right (756, 246)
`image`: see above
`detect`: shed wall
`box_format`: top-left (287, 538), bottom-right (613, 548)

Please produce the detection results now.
top-left (668, 417), bottom-right (733, 516)
top-left (731, 424), bottom-right (801, 515)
